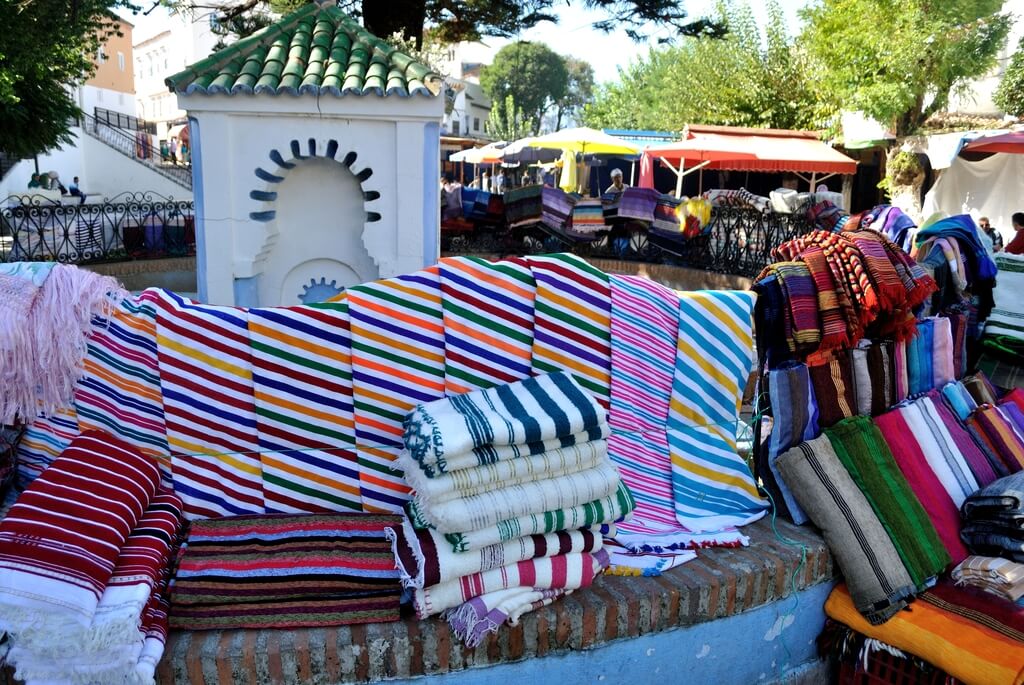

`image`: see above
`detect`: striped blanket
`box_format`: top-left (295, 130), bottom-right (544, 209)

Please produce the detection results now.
top-left (154, 290), bottom-right (264, 520)
top-left (570, 199), bottom-right (606, 236)
top-left (448, 587), bottom-right (570, 648)
top-left (986, 253), bottom-right (1024, 342)
top-left (403, 372), bottom-right (606, 476)
top-left (952, 555), bottom-right (1024, 602)
top-left (413, 548), bottom-right (609, 618)
top-left (0, 431), bottom-right (161, 632)
top-left (248, 302), bottom-right (362, 514)
top-left (169, 513), bottom-right (403, 630)
top-left (15, 406), bottom-right (78, 489)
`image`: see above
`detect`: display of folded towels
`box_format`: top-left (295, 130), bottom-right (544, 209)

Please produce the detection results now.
top-left (0, 431), bottom-right (183, 685)
top-left (394, 372), bottom-right (633, 646)
top-left (952, 555), bottom-right (1024, 602)
top-left (169, 513), bottom-right (406, 630)
top-left (961, 472), bottom-right (1024, 563)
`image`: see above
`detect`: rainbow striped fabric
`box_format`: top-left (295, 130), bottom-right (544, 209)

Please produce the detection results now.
top-left (347, 269), bottom-right (446, 513)
top-left (438, 256), bottom-right (536, 394)
top-left (153, 291), bottom-right (264, 520)
top-left (668, 291), bottom-right (767, 532)
top-left (529, 254), bottom-right (612, 410)
top-left (248, 302), bottom-right (362, 514)
top-left (75, 291), bottom-right (171, 483)
top-left (15, 407), bottom-right (79, 489)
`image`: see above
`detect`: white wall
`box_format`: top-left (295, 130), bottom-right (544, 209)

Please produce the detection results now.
top-left (80, 84), bottom-right (137, 118)
top-left (0, 126), bottom-right (191, 201)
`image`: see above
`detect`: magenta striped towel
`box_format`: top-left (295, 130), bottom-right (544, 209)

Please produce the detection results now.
top-left (0, 431), bottom-right (160, 632)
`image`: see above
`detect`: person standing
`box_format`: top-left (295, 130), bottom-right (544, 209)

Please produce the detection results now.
top-left (169, 137), bottom-right (178, 165)
top-left (442, 173), bottom-right (463, 220)
top-left (605, 167), bottom-right (628, 196)
top-left (979, 217), bottom-right (1004, 252)
top-left (1006, 213), bottom-right (1024, 255)
top-left (494, 168), bottom-right (506, 194)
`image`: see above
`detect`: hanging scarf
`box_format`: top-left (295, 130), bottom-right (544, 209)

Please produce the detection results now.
top-left (771, 262), bottom-right (822, 355)
top-left (800, 246), bottom-right (850, 350)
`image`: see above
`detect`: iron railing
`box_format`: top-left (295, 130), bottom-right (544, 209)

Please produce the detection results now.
top-left (93, 107), bottom-right (157, 135)
top-left (444, 205), bottom-right (814, 278)
top-left (1, 192), bottom-right (195, 264)
top-left (82, 113), bottom-right (192, 190)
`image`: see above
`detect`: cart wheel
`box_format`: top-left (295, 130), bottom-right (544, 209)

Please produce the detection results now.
top-left (628, 228), bottom-right (650, 257)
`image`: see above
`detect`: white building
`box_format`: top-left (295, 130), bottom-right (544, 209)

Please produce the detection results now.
top-left (438, 42), bottom-right (496, 139)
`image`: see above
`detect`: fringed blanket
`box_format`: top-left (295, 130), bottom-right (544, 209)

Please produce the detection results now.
top-left (347, 269), bottom-right (446, 512)
top-left (438, 256), bottom-right (536, 393)
top-left (392, 520), bottom-right (602, 589)
top-left (776, 436), bottom-right (916, 625)
top-left (248, 302), bottom-right (362, 514)
top-left (153, 290), bottom-right (264, 520)
top-left (403, 371), bottom-right (605, 477)
top-left (0, 431), bottom-right (160, 632)
top-left (447, 587), bottom-right (569, 647)
top-left (169, 513), bottom-right (403, 630)
top-left (413, 548), bottom-right (609, 618)
top-left (952, 556), bottom-right (1024, 602)
top-left (0, 263), bottom-right (123, 424)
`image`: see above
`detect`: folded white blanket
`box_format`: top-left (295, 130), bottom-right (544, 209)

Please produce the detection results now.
top-left (426, 425), bottom-right (610, 475)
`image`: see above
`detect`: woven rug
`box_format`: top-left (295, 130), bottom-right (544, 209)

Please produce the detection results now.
top-left (249, 302), bottom-right (362, 514)
top-left (438, 256), bottom-right (536, 393)
top-left (15, 406), bottom-right (79, 489)
top-left (75, 290), bottom-right (171, 483)
top-left (153, 290), bottom-right (264, 519)
top-left (529, 254), bottom-right (612, 410)
top-left (347, 268), bottom-right (446, 512)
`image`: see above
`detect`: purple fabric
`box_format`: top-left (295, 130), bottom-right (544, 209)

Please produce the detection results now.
top-left (927, 390), bottom-right (999, 487)
top-left (617, 188), bottom-right (661, 222)
top-left (1002, 402), bottom-right (1024, 438)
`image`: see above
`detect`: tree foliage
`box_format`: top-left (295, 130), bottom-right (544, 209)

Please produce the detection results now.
top-left (995, 36), bottom-right (1024, 118)
top-left (799, 0), bottom-right (1011, 136)
top-left (553, 58), bottom-right (595, 130)
top-left (486, 94), bottom-right (535, 141)
top-left (583, 1), bottom-right (824, 131)
top-left (480, 41), bottom-right (569, 134)
top-left (0, 0), bottom-right (134, 158)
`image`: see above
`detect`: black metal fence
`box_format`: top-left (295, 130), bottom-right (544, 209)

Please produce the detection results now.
top-left (93, 107), bottom-right (157, 135)
top-left (0, 192), bottom-right (195, 264)
top-left (444, 205), bottom-right (814, 279)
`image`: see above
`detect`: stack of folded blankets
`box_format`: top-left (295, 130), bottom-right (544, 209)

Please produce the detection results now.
top-left (504, 185), bottom-right (544, 228)
top-left (952, 555), bottom-right (1024, 602)
top-left (0, 431), bottom-right (183, 685)
top-left (961, 472), bottom-right (1024, 563)
top-left (979, 252), bottom-right (1024, 389)
top-left (392, 372), bottom-right (632, 647)
top-left (169, 513), bottom-right (405, 630)
top-left (569, 198), bottom-right (606, 237)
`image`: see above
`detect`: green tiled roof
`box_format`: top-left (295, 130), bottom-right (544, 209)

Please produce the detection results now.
top-left (165, 2), bottom-right (442, 98)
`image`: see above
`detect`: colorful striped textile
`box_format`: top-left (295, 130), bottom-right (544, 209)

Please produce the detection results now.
top-left (604, 538), bottom-right (696, 576)
top-left (15, 406), bottom-right (79, 489)
top-left (825, 583), bottom-right (1024, 685)
top-left (153, 290), bottom-right (264, 520)
top-left (899, 398), bottom-right (980, 506)
top-left (807, 348), bottom-right (857, 428)
top-left (0, 431), bottom-right (160, 632)
top-left (528, 253), bottom-right (612, 409)
top-left (932, 316), bottom-right (955, 388)
top-left (75, 291), bottom-right (170, 482)
top-left (608, 274), bottom-right (678, 432)
top-left (942, 380), bottom-right (978, 421)
top-left (448, 587), bottom-right (570, 648)
top-left (392, 521), bottom-right (602, 589)
top-left (669, 290), bottom-right (766, 532)
top-left (570, 199), bottom-right (607, 236)
top-left (765, 362), bottom-right (819, 525)
top-left (971, 405), bottom-right (1024, 474)
top-left (413, 548), bottom-right (609, 618)
top-left (437, 256), bottom-right (535, 394)
top-left (410, 481), bottom-right (635, 553)
top-left (926, 391), bottom-right (999, 488)
top-left (986, 253), bottom-right (1024, 342)
top-left (169, 513), bottom-right (403, 630)
top-left (403, 371), bottom-right (605, 476)
top-left (952, 556), bottom-right (1024, 602)
top-left (773, 262), bottom-right (822, 354)
top-left (347, 269), bottom-right (446, 512)
top-left (248, 302), bottom-right (362, 514)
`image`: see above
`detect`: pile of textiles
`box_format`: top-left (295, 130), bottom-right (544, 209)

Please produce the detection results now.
top-left (755, 228), bottom-right (937, 365)
top-left (704, 188), bottom-right (771, 213)
top-left (569, 198), bottom-right (606, 236)
top-left (0, 262), bottom-right (124, 424)
top-left (859, 204), bottom-right (917, 253)
top-left (961, 472), bottom-right (1024, 562)
top-left (952, 555), bottom-right (1024, 602)
top-left (650, 195), bottom-right (681, 235)
top-left (0, 431), bottom-right (183, 685)
top-left (967, 402), bottom-right (1024, 474)
top-left (776, 416), bottom-right (951, 624)
top-left (539, 186), bottom-right (577, 232)
top-left (806, 200), bottom-right (849, 233)
top-left (980, 253), bottom-right (1024, 389)
top-left (617, 187), bottom-right (660, 223)
top-left (394, 372), bottom-right (627, 646)
top-left (504, 185), bottom-right (545, 227)
top-left (169, 513), bottom-right (404, 630)
top-left (913, 214), bottom-right (997, 324)
top-left (824, 581), bottom-right (1024, 685)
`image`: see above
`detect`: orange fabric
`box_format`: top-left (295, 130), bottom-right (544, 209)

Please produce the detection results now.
top-left (825, 584), bottom-right (1024, 685)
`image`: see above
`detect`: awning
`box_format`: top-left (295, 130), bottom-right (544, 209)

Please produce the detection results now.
top-left (960, 130), bottom-right (1024, 155)
top-left (643, 132), bottom-right (858, 175)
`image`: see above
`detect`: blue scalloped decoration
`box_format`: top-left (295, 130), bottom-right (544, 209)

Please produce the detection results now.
top-left (299, 277), bottom-right (344, 304)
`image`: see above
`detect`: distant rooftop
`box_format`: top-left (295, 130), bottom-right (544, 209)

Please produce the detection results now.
top-left (165, 2), bottom-right (442, 98)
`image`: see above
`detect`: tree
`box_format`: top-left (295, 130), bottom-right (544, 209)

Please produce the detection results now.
top-left (180, 0), bottom-right (724, 50)
top-left (480, 42), bottom-right (569, 135)
top-left (486, 94), bottom-right (535, 141)
top-left (583, 1), bottom-right (825, 131)
top-left (0, 0), bottom-right (133, 158)
top-left (995, 36), bottom-right (1024, 118)
top-left (799, 0), bottom-right (1011, 136)
top-left (553, 58), bottom-right (595, 130)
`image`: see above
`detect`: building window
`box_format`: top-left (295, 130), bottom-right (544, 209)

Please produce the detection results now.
top-left (473, 117), bottom-right (480, 132)
top-left (452, 119), bottom-right (460, 135)
top-left (97, 45), bottom-right (106, 63)
top-left (118, 51), bottom-right (125, 71)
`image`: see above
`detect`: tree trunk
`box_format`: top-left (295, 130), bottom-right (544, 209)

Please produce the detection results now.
top-left (884, 148), bottom-right (925, 223)
top-left (363, 0), bottom-right (426, 47)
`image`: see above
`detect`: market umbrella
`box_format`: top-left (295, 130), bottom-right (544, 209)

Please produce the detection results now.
top-left (500, 138), bottom-right (563, 164)
top-left (449, 141), bottom-right (508, 164)
top-left (960, 130), bottom-right (1024, 155)
top-left (525, 127), bottom-right (639, 156)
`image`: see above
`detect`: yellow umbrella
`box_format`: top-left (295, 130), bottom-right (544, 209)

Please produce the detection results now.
top-left (526, 127), bottom-right (639, 156)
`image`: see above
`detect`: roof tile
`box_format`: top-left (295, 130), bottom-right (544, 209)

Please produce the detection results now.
top-left (166, 2), bottom-right (441, 98)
